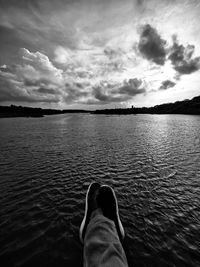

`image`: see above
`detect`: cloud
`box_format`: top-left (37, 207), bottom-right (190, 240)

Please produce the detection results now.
top-left (54, 46), bottom-right (73, 65)
top-left (117, 78), bottom-right (145, 95)
top-left (137, 24), bottom-right (200, 76)
top-left (91, 86), bottom-right (130, 104)
top-left (103, 47), bottom-right (127, 72)
top-left (0, 71), bottom-right (59, 103)
top-left (54, 44), bottom-right (127, 80)
top-left (168, 36), bottom-right (200, 75)
top-left (87, 78), bottom-right (146, 105)
top-left (64, 83), bottom-right (89, 103)
top-left (36, 87), bottom-right (58, 95)
top-left (104, 47), bottom-right (124, 60)
top-left (19, 48), bottom-right (63, 84)
top-left (159, 80), bottom-right (176, 90)
top-left (3, 22), bottom-right (200, 107)
top-left (0, 64), bottom-right (12, 73)
top-left (24, 78), bottom-right (51, 87)
top-left (1, 44), bottom-right (147, 106)
top-left (0, 49), bottom-right (63, 104)
top-left (0, 0), bottom-right (200, 108)
top-left (138, 24), bottom-right (166, 65)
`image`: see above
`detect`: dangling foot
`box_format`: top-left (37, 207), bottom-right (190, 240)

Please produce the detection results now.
top-left (97, 185), bottom-right (125, 241)
top-left (79, 182), bottom-right (101, 243)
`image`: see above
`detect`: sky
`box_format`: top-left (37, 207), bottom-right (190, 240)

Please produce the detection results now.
top-left (0, 0), bottom-right (200, 109)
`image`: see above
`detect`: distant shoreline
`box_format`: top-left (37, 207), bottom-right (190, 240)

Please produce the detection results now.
top-left (0, 95), bottom-right (200, 118)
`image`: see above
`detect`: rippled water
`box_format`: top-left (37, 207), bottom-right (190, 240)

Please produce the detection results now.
top-left (0, 114), bottom-right (200, 267)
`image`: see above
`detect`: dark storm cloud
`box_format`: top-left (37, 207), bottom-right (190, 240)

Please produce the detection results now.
top-left (138, 24), bottom-right (200, 76)
top-left (159, 80), bottom-right (176, 90)
top-left (117, 78), bottom-right (145, 96)
top-left (92, 86), bottom-right (129, 103)
top-left (138, 24), bottom-right (166, 65)
top-left (168, 36), bottom-right (200, 74)
top-left (89, 78), bottom-right (145, 104)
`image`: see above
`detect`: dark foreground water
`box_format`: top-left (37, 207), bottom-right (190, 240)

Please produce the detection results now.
top-left (0, 114), bottom-right (200, 267)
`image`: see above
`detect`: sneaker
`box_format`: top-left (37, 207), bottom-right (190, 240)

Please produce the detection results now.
top-left (97, 185), bottom-right (125, 241)
top-left (79, 182), bottom-right (101, 243)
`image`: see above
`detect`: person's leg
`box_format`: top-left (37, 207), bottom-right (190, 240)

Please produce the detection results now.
top-left (80, 183), bottom-right (128, 267)
top-left (80, 182), bottom-right (101, 243)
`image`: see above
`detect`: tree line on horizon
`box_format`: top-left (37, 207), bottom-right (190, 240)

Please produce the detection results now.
top-left (0, 95), bottom-right (200, 118)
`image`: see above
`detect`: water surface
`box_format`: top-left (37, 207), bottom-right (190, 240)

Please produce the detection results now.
top-left (0, 114), bottom-right (200, 266)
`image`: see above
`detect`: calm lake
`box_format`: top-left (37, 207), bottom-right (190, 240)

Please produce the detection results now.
top-left (0, 114), bottom-right (200, 267)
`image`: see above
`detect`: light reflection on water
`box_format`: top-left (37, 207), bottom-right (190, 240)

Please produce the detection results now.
top-left (0, 114), bottom-right (200, 267)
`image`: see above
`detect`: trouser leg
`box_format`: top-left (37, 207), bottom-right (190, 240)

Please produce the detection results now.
top-left (83, 209), bottom-right (128, 267)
